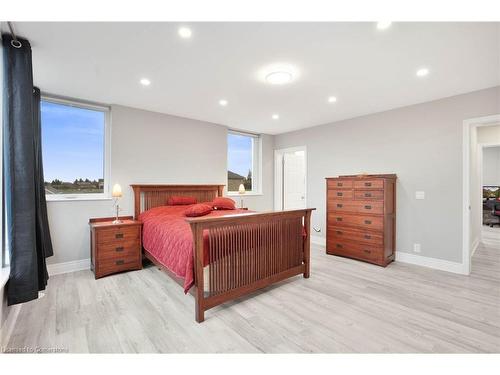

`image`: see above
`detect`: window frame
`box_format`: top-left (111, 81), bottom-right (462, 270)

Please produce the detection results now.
top-left (226, 129), bottom-right (262, 196)
top-left (41, 95), bottom-right (111, 202)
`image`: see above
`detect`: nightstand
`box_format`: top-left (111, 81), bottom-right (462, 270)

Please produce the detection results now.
top-left (89, 216), bottom-right (142, 279)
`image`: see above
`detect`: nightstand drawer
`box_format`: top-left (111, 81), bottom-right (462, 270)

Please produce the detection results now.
top-left (97, 226), bottom-right (140, 244)
top-left (98, 256), bottom-right (141, 276)
top-left (97, 240), bottom-right (140, 261)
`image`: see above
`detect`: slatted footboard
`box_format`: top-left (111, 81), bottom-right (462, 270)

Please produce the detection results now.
top-left (187, 209), bottom-right (314, 323)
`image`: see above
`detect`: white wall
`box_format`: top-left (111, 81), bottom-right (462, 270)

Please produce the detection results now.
top-left (482, 146), bottom-right (500, 186)
top-left (274, 86), bottom-right (500, 263)
top-left (46, 105), bottom-right (274, 265)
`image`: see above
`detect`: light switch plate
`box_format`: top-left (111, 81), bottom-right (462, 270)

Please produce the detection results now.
top-left (413, 243), bottom-right (421, 253)
top-left (416, 191), bottom-right (425, 200)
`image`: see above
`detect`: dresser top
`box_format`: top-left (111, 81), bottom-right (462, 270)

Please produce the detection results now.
top-left (326, 174), bottom-right (397, 180)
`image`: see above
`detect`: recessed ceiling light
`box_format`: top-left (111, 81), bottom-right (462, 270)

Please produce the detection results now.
top-left (258, 63), bottom-right (299, 85)
top-left (265, 71), bottom-right (293, 85)
top-left (178, 27), bottom-right (192, 39)
top-left (219, 99), bottom-right (228, 106)
top-left (272, 114), bottom-right (280, 120)
top-left (328, 96), bottom-right (337, 103)
top-left (140, 78), bottom-right (151, 86)
top-left (416, 68), bottom-right (429, 77)
top-left (376, 21), bottom-right (392, 30)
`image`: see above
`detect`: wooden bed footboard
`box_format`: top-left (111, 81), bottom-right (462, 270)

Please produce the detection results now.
top-left (187, 208), bottom-right (314, 323)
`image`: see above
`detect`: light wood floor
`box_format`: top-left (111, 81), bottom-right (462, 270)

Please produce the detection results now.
top-left (5, 245), bottom-right (500, 353)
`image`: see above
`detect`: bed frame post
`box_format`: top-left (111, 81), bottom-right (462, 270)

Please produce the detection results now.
top-left (303, 209), bottom-right (312, 278)
top-left (191, 222), bottom-right (205, 323)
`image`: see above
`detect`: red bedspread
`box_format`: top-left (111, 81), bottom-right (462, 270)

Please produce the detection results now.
top-left (139, 205), bottom-right (252, 293)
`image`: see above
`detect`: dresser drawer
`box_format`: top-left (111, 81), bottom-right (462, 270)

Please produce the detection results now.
top-left (329, 226), bottom-right (383, 245)
top-left (354, 179), bottom-right (384, 190)
top-left (327, 239), bottom-right (383, 262)
top-left (327, 179), bottom-right (353, 189)
top-left (330, 200), bottom-right (384, 215)
top-left (328, 213), bottom-right (384, 231)
top-left (354, 190), bottom-right (384, 200)
top-left (97, 240), bottom-right (140, 261)
top-left (329, 190), bottom-right (354, 200)
top-left (97, 226), bottom-right (140, 244)
top-left (97, 255), bottom-right (141, 276)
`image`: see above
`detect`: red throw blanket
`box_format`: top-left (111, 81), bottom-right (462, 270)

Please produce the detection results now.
top-left (139, 205), bottom-right (253, 293)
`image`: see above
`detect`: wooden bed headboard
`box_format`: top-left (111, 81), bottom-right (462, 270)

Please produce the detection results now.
top-left (130, 184), bottom-right (225, 219)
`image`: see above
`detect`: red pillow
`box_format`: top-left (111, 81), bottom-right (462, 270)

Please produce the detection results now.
top-left (212, 197), bottom-right (236, 210)
top-left (167, 196), bottom-right (197, 206)
top-left (185, 204), bottom-right (213, 217)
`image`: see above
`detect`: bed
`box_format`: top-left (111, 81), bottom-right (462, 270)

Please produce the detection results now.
top-left (131, 184), bottom-right (314, 322)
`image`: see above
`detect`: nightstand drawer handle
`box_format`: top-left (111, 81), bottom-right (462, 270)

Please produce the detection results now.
top-left (336, 230), bottom-right (342, 235)
top-left (336, 217), bottom-right (343, 222)
top-left (364, 220), bottom-right (372, 224)
top-left (116, 260), bottom-right (124, 265)
top-left (336, 192), bottom-right (343, 196)
top-left (336, 244), bottom-right (343, 249)
top-left (363, 249), bottom-right (371, 254)
top-left (364, 205), bottom-right (372, 210)
top-left (337, 182), bottom-right (343, 187)
top-left (115, 246), bottom-right (124, 252)
top-left (115, 233), bottom-right (124, 239)
top-left (364, 193), bottom-right (372, 197)
top-left (365, 182), bottom-right (372, 187)
top-left (364, 234), bottom-right (371, 239)
top-left (337, 204), bottom-right (343, 208)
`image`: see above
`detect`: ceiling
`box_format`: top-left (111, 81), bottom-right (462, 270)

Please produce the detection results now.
top-left (9, 22), bottom-right (500, 134)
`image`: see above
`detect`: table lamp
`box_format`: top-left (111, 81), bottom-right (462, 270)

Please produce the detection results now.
top-left (238, 183), bottom-right (246, 209)
top-left (112, 183), bottom-right (123, 224)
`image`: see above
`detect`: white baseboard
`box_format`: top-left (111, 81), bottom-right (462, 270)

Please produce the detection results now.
top-left (47, 258), bottom-right (90, 276)
top-left (395, 252), bottom-right (467, 275)
top-left (311, 235), bottom-right (326, 247)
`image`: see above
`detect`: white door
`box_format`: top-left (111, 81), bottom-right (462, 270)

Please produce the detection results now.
top-left (283, 150), bottom-right (306, 209)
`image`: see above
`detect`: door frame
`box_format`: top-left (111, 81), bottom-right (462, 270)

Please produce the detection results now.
top-left (462, 114), bottom-right (500, 275)
top-left (274, 146), bottom-right (307, 210)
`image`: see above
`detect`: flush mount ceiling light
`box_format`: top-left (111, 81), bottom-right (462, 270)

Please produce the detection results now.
top-left (219, 99), bottom-right (228, 106)
top-left (178, 27), bottom-right (192, 39)
top-left (416, 67), bottom-right (430, 77)
top-left (376, 21), bottom-right (392, 30)
top-left (140, 78), bottom-right (151, 86)
top-left (258, 63), bottom-right (299, 85)
top-left (328, 96), bottom-right (337, 103)
top-left (272, 114), bottom-right (280, 120)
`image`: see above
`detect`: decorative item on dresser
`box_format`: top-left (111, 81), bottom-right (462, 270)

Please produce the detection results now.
top-left (325, 174), bottom-right (397, 267)
top-left (89, 216), bottom-right (143, 279)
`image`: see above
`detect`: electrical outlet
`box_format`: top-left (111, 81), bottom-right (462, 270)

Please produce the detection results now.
top-left (413, 243), bottom-right (421, 253)
top-left (416, 191), bottom-right (425, 200)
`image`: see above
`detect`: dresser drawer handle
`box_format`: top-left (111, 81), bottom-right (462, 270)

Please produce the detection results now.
top-left (363, 249), bottom-right (371, 254)
top-left (115, 233), bottom-right (124, 239)
top-left (115, 246), bottom-right (124, 252)
top-left (336, 217), bottom-right (343, 222)
top-left (115, 260), bottom-right (124, 265)
top-left (336, 244), bottom-right (343, 249)
top-left (337, 182), bottom-right (343, 187)
top-left (337, 204), bottom-right (343, 208)
top-left (336, 192), bottom-right (343, 196)
top-left (336, 230), bottom-right (343, 235)
top-left (364, 193), bottom-right (372, 197)
top-left (364, 205), bottom-right (372, 210)
top-left (365, 182), bottom-right (372, 187)
top-left (364, 234), bottom-right (371, 239)
top-left (364, 220), bottom-right (372, 224)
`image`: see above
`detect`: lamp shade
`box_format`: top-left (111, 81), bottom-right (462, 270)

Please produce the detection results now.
top-left (112, 183), bottom-right (123, 198)
top-left (238, 184), bottom-right (246, 194)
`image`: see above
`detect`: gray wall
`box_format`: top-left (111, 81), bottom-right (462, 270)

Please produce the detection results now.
top-left (274, 86), bottom-right (500, 263)
top-left (46, 105), bottom-right (274, 265)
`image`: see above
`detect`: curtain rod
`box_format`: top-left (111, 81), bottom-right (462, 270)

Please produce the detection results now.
top-left (7, 21), bottom-right (22, 48)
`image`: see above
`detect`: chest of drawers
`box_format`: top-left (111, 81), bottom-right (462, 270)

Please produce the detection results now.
top-left (326, 174), bottom-right (396, 266)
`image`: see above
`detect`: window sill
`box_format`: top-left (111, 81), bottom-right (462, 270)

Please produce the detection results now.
top-left (0, 267), bottom-right (9, 289)
top-left (227, 192), bottom-right (263, 197)
top-left (46, 196), bottom-right (113, 203)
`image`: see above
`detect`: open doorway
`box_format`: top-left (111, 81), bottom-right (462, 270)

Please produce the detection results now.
top-left (274, 146), bottom-right (307, 210)
top-left (463, 115), bottom-right (500, 275)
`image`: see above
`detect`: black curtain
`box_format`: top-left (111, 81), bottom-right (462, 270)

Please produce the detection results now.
top-left (2, 33), bottom-right (53, 305)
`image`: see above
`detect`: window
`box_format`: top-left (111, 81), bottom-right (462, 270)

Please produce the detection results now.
top-left (227, 130), bottom-right (261, 194)
top-left (41, 97), bottom-right (109, 200)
